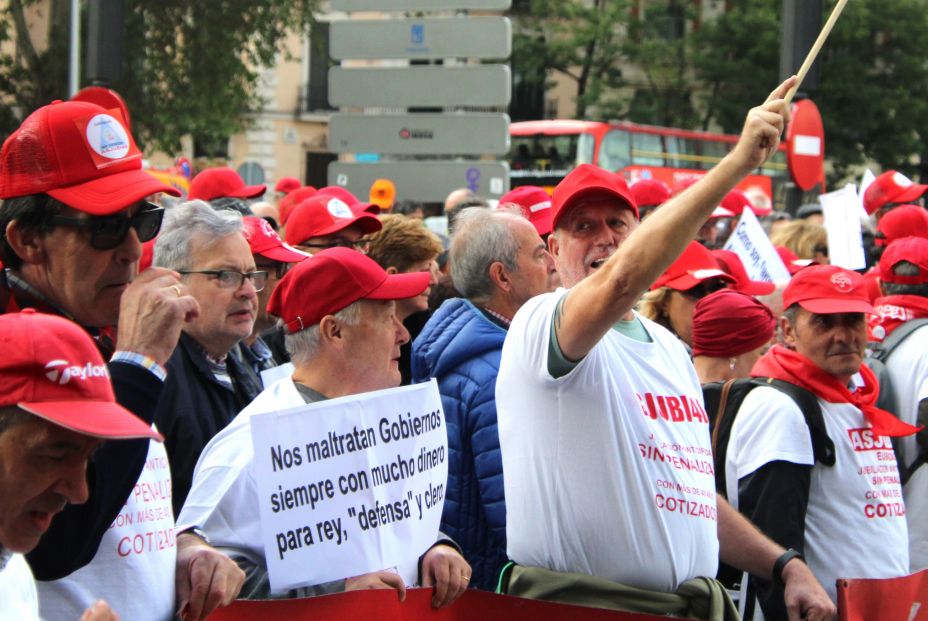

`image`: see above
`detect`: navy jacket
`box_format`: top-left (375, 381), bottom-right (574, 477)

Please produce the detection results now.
top-left (411, 298), bottom-right (507, 591)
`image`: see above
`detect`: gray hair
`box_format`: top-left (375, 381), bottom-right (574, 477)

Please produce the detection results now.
top-left (153, 200), bottom-right (245, 271)
top-left (284, 301), bottom-right (363, 365)
top-left (450, 207), bottom-right (523, 303)
top-left (882, 261), bottom-right (928, 297)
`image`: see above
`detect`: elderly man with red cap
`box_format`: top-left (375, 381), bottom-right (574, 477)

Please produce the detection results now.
top-left (179, 247), bottom-right (471, 607)
top-left (722, 265), bottom-right (918, 619)
top-left (0, 100), bottom-right (243, 620)
top-left (863, 170), bottom-right (928, 222)
top-left (495, 77), bottom-right (833, 620)
top-left (284, 193), bottom-right (382, 254)
top-left (869, 237), bottom-right (928, 571)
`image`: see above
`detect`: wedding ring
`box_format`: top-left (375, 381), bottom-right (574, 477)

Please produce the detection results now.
top-left (171, 285), bottom-right (182, 297)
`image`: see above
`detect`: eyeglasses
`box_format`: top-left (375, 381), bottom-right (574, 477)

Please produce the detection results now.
top-left (297, 239), bottom-right (370, 253)
top-left (679, 280), bottom-right (728, 301)
top-left (49, 203), bottom-right (164, 250)
top-left (256, 262), bottom-right (291, 280)
top-left (179, 270), bottom-right (268, 292)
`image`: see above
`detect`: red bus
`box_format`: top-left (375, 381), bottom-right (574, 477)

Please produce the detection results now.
top-left (508, 119), bottom-right (799, 212)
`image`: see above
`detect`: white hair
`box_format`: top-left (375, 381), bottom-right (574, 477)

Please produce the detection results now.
top-left (153, 200), bottom-right (245, 271)
top-left (284, 301), bottom-right (363, 365)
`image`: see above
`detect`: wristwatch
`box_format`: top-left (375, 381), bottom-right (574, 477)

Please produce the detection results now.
top-left (773, 548), bottom-right (804, 586)
top-left (177, 526), bottom-right (211, 546)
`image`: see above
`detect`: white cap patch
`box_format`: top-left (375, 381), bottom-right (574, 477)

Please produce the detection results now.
top-left (84, 114), bottom-right (130, 160)
top-left (893, 172), bottom-right (913, 188)
top-left (326, 198), bottom-right (353, 219)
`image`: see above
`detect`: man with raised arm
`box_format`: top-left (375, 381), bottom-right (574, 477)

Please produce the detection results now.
top-left (496, 78), bottom-right (835, 621)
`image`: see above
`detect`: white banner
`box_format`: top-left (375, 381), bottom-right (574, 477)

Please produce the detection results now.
top-left (250, 380), bottom-right (448, 593)
top-left (723, 208), bottom-right (791, 284)
top-left (820, 184), bottom-right (867, 270)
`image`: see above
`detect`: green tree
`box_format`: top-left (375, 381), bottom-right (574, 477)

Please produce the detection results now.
top-left (0, 0), bottom-right (319, 153)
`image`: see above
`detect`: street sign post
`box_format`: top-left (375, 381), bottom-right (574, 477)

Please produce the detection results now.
top-left (329, 161), bottom-right (510, 202)
top-left (329, 65), bottom-right (511, 108)
top-left (329, 113), bottom-right (509, 155)
top-left (331, 17), bottom-right (511, 60)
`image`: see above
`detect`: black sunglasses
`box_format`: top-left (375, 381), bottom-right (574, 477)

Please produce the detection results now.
top-left (680, 279), bottom-right (729, 301)
top-left (49, 204), bottom-right (164, 250)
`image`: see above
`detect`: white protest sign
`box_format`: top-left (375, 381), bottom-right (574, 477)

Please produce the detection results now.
top-left (260, 362), bottom-right (294, 388)
top-left (250, 380), bottom-right (448, 593)
top-left (859, 169), bottom-right (876, 218)
top-left (723, 208), bottom-right (791, 284)
top-left (820, 184), bottom-right (867, 270)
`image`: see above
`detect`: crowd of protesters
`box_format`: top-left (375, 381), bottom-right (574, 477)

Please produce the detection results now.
top-left (1, 74), bottom-right (927, 621)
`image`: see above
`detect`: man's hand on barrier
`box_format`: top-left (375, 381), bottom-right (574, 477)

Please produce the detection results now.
top-left (175, 532), bottom-right (245, 621)
top-left (421, 544), bottom-right (471, 609)
top-left (345, 570), bottom-right (408, 601)
top-left (782, 557), bottom-right (836, 621)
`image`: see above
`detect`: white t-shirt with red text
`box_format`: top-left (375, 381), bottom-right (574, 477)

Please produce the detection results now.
top-left (725, 386), bottom-right (909, 601)
top-left (883, 324), bottom-right (928, 570)
top-left (38, 438), bottom-right (176, 621)
top-left (497, 291), bottom-right (719, 592)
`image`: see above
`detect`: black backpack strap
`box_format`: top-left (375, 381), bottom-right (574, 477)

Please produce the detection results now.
top-left (872, 318), bottom-right (928, 362)
top-left (761, 378), bottom-right (836, 467)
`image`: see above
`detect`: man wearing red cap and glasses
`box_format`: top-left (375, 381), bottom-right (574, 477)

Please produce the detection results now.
top-left (723, 265), bottom-right (918, 619)
top-left (180, 247), bottom-right (471, 608)
top-left (870, 237), bottom-right (928, 571)
top-left (0, 310), bottom-right (165, 620)
top-left (0, 101), bottom-right (243, 620)
top-left (496, 77), bottom-right (833, 620)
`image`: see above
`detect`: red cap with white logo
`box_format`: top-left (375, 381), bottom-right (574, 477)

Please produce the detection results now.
top-left (0, 100), bottom-right (179, 214)
top-left (316, 186), bottom-right (380, 215)
top-left (0, 310), bottom-right (162, 440)
top-left (782, 264), bottom-right (874, 314)
top-left (243, 216), bottom-right (310, 264)
top-left (863, 170), bottom-right (928, 216)
top-left (498, 185), bottom-right (553, 236)
top-left (284, 195), bottom-right (382, 247)
top-left (651, 241), bottom-right (735, 291)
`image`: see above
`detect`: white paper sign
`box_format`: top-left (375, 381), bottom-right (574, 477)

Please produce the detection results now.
top-left (859, 169), bottom-right (876, 218)
top-left (723, 208), bottom-right (792, 284)
top-left (820, 184), bottom-right (867, 270)
top-left (250, 380), bottom-right (448, 593)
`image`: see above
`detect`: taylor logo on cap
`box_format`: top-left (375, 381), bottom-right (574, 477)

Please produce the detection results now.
top-left (85, 114), bottom-right (131, 160)
top-left (326, 198), bottom-right (353, 219)
top-left (830, 272), bottom-right (853, 292)
top-left (44, 359), bottom-right (109, 385)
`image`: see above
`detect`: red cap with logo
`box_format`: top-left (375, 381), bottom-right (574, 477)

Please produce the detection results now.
top-left (0, 100), bottom-right (179, 214)
top-left (782, 264), bottom-right (874, 314)
top-left (268, 247), bottom-right (430, 333)
top-left (552, 164), bottom-right (638, 229)
top-left (274, 176), bottom-right (301, 195)
top-left (652, 241), bottom-right (735, 291)
top-left (879, 237), bottom-right (928, 285)
top-left (317, 186), bottom-right (380, 215)
top-left (284, 195), bottom-right (382, 246)
top-left (712, 249), bottom-right (776, 296)
top-left (875, 205), bottom-right (928, 247)
top-left (188, 167), bottom-right (266, 202)
top-left (243, 216), bottom-right (310, 264)
top-left (279, 186), bottom-right (317, 225)
top-left (0, 310), bottom-right (162, 440)
top-left (498, 185), bottom-right (553, 236)
top-left (630, 178), bottom-right (671, 208)
top-left (863, 171), bottom-right (928, 216)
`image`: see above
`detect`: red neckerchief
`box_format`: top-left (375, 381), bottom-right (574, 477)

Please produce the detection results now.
top-left (752, 344), bottom-right (921, 438)
top-left (868, 295), bottom-right (928, 342)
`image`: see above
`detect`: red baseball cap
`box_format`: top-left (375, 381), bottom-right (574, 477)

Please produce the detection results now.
top-left (879, 237), bottom-right (928, 285)
top-left (652, 241), bottom-right (735, 291)
top-left (284, 195), bottom-right (382, 246)
top-left (775, 245), bottom-right (814, 275)
top-left (317, 186), bottom-right (380, 215)
top-left (0, 100), bottom-right (179, 215)
top-left (782, 264), bottom-right (874, 314)
top-left (875, 205), bottom-right (928, 247)
top-left (552, 164), bottom-right (638, 229)
top-left (863, 171), bottom-right (928, 216)
top-left (279, 186), bottom-right (317, 225)
top-left (268, 247), bottom-right (430, 333)
top-left (0, 310), bottom-right (162, 440)
top-left (720, 189), bottom-right (754, 216)
top-left (188, 167), bottom-right (266, 202)
top-left (243, 216), bottom-right (310, 264)
top-left (630, 178), bottom-right (671, 208)
top-left (712, 249), bottom-right (776, 296)
top-left (498, 185), bottom-right (553, 236)
top-left (274, 176), bottom-right (301, 195)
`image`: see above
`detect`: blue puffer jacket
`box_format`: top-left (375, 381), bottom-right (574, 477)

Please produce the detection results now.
top-left (411, 298), bottom-right (507, 591)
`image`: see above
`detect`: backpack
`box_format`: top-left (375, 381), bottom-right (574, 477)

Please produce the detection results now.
top-left (703, 377), bottom-right (836, 501)
top-left (865, 318), bottom-right (928, 483)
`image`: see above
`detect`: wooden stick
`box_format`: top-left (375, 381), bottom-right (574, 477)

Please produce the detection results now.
top-left (784, 0), bottom-right (849, 104)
